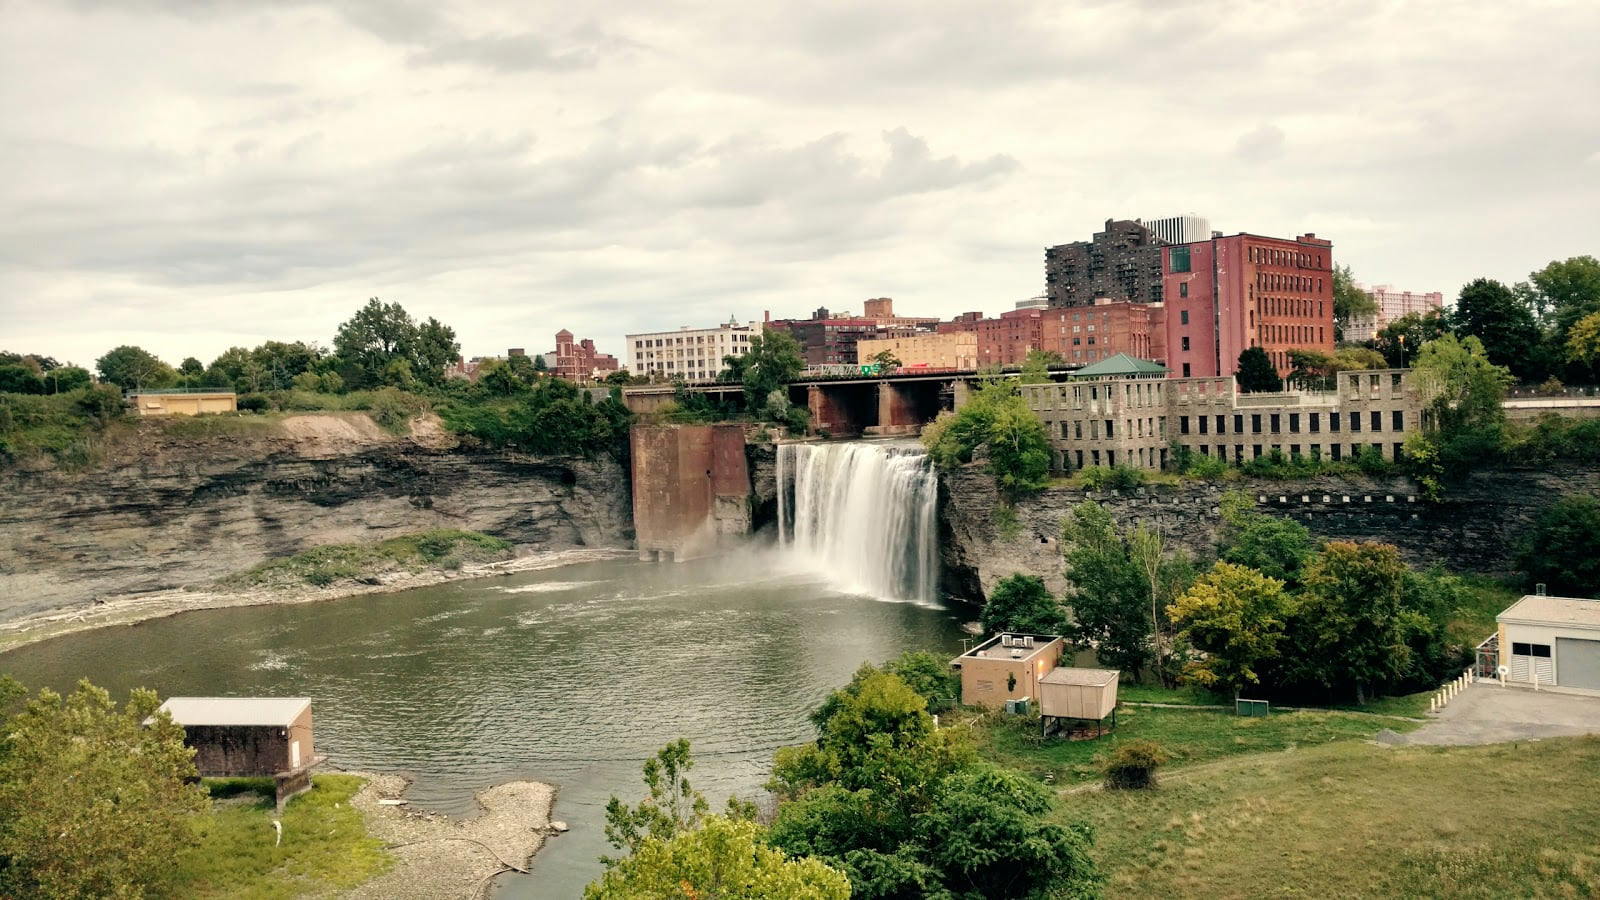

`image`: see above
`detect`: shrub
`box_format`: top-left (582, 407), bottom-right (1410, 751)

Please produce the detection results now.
top-left (1184, 451), bottom-right (1230, 481)
top-left (367, 387), bottom-right (428, 433)
top-left (1101, 739), bottom-right (1170, 790)
top-left (236, 393), bottom-right (271, 413)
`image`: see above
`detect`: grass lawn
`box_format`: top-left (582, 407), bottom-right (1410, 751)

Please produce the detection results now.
top-left (218, 529), bottom-right (513, 589)
top-left (1065, 736), bottom-right (1600, 899)
top-left (959, 703), bottom-right (1421, 786)
top-left (173, 774), bottom-right (390, 898)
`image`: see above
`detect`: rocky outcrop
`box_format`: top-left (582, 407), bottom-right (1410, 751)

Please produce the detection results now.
top-left (0, 415), bottom-right (631, 623)
top-left (940, 464), bottom-right (1600, 603)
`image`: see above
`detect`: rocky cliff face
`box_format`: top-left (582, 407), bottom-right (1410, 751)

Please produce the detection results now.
top-left (0, 415), bottom-right (632, 623)
top-left (940, 465), bottom-right (1600, 603)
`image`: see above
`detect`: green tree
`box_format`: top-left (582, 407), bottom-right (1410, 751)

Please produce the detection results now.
top-left (1290, 541), bottom-right (1413, 704)
top-left (1374, 308), bottom-right (1450, 368)
top-left (1287, 349), bottom-right (1335, 389)
top-left (883, 650), bottom-right (961, 704)
top-left (1235, 347), bottom-right (1282, 392)
top-left (981, 573), bottom-right (1069, 636)
top-left (1333, 346), bottom-right (1388, 371)
top-left (922, 378), bottom-right (1050, 499)
top-left (586, 815), bottom-right (850, 900)
top-left (43, 366), bottom-right (92, 393)
top-left (0, 366), bottom-right (44, 394)
top-left (1451, 277), bottom-right (1546, 382)
top-left (1019, 348), bottom-right (1064, 384)
top-left (1410, 333), bottom-right (1512, 477)
top-left (741, 331), bottom-right (805, 415)
top-left (1167, 562), bottom-right (1292, 698)
top-left (1332, 265), bottom-right (1378, 342)
top-left (1217, 493), bottom-right (1316, 585)
top-left (178, 356), bottom-right (204, 377)
top-left (333, 298), bottom-right (419, 389)
top-left (1062, 501), bottom-right (1157, 677)
top-left (603, 739), bottom-right (713, 863)
top-left (1565, 310), bottom-right (1600, 367)
top-left (1516, 494), bottom-right (1600, 597)
top-left (94, 345), bottom-right (176, 391)
top-left (413, 317), bottom-right (460, 386)
top-left (869, 348), bottom-right (902, 374)
top-left (1531, 255), bottom-right (1600, 336)
top-left (75, 383), bottom-right (126, 424)
top-left (915, 765), bottom-right (1099, 899)
top-left (0, 681), bottom-right (208, 899)
top-left (207, 346), bottom-right (269, 392)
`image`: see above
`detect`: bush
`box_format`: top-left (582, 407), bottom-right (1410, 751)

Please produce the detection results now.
top-left (366, 387), bottom-right (429, 433)
top-left (1184, 451), bottom-right (1230, 481)
top-left (1101, 739), bottom-right (1170, 790)
top-left (1080, 464), bottom-right (1146, 490)
top-left (236, 393), bottom-right (271, 413)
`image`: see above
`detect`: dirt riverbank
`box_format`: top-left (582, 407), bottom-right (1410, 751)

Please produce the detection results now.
top-left (0, 547), bottom-right (634, 654)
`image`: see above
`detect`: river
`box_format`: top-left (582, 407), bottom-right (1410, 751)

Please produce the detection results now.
top-left (0, 550), bottom-right (970, 896)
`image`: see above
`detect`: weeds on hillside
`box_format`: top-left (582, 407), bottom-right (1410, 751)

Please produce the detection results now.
top-left (218, 529), bottom-right (513, 589)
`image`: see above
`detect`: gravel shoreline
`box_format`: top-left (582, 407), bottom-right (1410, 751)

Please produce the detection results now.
top-left (342, 772), bottom-right (561, 900)
top-left (0, 546), bottom-right (634, 654)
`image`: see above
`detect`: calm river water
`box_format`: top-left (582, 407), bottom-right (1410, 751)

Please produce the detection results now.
top-left (0, 551), bottom-right (970, 897)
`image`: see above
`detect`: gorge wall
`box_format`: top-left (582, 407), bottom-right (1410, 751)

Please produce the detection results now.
top-left (0, 414), bottom-right (631, 623)
top-left (940, 463), bottom-right (1600, 602)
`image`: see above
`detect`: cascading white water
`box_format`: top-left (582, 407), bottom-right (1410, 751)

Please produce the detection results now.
top-left (776, 441), bottom-right (939, 604)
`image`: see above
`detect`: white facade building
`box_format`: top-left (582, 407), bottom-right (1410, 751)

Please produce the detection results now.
top-left (1345, 284), bottom-right (1445, 342)
top-left (1142, 215), bottom-right (1212, 245)
top-left (1497, 594), bottom-right (1600, 693)
top-left (626, 319), bottom-right (763, 380)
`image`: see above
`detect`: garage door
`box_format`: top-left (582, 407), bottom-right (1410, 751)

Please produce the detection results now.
top-left (1556, 638), bottom-right (1600, 690)
top-left (1511, 642), bottom-right (1554, 685)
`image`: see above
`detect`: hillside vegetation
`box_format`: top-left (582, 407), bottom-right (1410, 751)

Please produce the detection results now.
top-left (218, 529), bottom-right (513, 589)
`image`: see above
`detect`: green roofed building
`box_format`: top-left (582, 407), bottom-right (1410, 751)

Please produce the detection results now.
top-left (1070, 353), bottom-right (1168, 380)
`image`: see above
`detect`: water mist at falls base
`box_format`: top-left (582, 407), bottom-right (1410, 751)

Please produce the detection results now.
top-left (776, 441), bottom-right (940, 604)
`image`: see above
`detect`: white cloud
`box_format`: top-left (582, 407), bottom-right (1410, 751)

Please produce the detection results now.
top-left (3, 0), bottom-right (1600, 367)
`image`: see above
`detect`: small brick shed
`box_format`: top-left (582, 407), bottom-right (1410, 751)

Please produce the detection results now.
top-left (158, 697), bottom-right (316, 778)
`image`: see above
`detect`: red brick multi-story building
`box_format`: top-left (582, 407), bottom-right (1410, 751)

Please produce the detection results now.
top-left (938, 309), bottom-right (1042, 367)
top-left (1161, 233), bottom-right (1334, 378)
top-left (1039, 301), bottom-right (1166, 366)
top-left (549, 330), bottom-right (619, 381)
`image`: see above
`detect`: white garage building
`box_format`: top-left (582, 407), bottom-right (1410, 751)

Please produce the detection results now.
top-left (1496, 594), bottom-right (1600, 692)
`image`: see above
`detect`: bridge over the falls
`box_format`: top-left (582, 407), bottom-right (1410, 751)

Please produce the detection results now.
top-left (621, 368), bottom-right (1069, 436)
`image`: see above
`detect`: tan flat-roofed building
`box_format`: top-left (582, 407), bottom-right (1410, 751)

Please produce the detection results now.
top-left (127, 390), bottom-right (238, 416)
top-left (952, 632), bottom-right (1065, 709)
top-left (857, 332), bottom-right (978, 370)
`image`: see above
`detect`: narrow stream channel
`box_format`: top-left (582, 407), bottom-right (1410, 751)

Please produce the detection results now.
top-left (0, 551), bottom-right (970, 896)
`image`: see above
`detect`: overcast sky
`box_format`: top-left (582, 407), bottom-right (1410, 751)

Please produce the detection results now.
top-left (3, 0), bottom-right (1598, 368)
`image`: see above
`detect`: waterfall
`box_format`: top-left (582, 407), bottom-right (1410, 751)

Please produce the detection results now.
top-left (776, 441), bottom-right (940, 604)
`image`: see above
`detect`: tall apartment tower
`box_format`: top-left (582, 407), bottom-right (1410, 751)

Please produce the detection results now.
top-left (1044, 219), bottom-right (1168, 307)
top-left (1142, 215), bottom-right (1212, 246)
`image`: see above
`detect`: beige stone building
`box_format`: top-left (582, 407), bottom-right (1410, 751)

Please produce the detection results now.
top-left (126, 390), bottom-right (238, 416)
top-left (951, 633), bottom-right (1066, 709)
top-left (857, 331), bottom-right (978, 370)
top-left (1020, 353), bottom-right (1422, 471)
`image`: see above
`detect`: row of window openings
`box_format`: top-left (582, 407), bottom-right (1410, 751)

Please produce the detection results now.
top-left (635, 335), bottom-right (749, 349)
top-left (1248, 247), bottom-right (1324, 268)
top-left (1178, 410), bottom-right (1404, 435)
top-left (1257, 274), bottom-right (1322, 293)
top-left (1069, 441), bottom-right (1395, 469)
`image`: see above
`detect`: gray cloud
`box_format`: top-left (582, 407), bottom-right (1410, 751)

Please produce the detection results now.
top-left (4, 0), bottom-right (1600, 367)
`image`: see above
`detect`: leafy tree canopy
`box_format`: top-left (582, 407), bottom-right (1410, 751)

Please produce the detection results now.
top-left (1451, 278), bottom-right (1546, 382)
top-left (1516, 494), bottom-right (1600, 597)
top-left (1332, 264), bottom-right (1378, 339)
top-left (95, 345), bottom-right (176, 391)
top-left (981, 573), bottom-right (1069, 637)
top-left (0, 680), bottom-right (208, 899)
top-left (586, 815), bottom-right (850, 900)
top-left (1168, 562), bottom-right (1292, 698)
top-left (922, 379), bottom-right (1051, 499)
top-left (1531, 255), bottom-right (1600, 335)
top-left (1374, 308), bottom-right (1450, 368)
top-left (1235, 347), bottom-right (1282, 393)
top-left (1566, 310), bottom-right (1600, 367)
